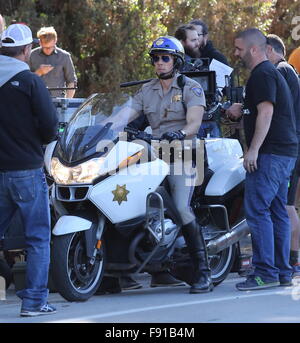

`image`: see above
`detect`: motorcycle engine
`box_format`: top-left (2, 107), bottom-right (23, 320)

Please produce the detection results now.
top-left (149, 218), bottom-right (178, 247)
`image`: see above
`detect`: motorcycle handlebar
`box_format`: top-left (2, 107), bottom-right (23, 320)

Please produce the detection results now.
top-left (124, 126), bottom-right (159, 143)
top-left (123, 127), bottom-right (198, 152)
top-left (124, 126), bottom-right (140, 136)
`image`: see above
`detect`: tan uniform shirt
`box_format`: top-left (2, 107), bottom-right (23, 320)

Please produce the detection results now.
top-left (132, 74), bottom-right (206, 137)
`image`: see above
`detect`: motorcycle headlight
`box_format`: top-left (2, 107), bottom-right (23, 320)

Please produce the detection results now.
top-left (51, 157), bottom-right (105, 184)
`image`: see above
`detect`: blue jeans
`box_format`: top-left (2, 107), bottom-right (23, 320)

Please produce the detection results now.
top-left (244, 154), bottom-right (296, 282)
top-left (0, 168), bottom-right (50, 310)
top-left (198, 121), bottom-right (221, 138)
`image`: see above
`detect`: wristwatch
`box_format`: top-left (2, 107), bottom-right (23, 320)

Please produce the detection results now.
top-left (179, 129), bottom-right (186, 138)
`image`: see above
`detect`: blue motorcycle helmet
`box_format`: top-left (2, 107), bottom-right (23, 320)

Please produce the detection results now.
top-left (149, 36), bottom-right (185, 79)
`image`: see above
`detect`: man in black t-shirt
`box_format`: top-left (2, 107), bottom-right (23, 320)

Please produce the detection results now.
top-left (266, 34), bottom-right (300, 275)
top-left (227, 28), bottom-right (298, 291)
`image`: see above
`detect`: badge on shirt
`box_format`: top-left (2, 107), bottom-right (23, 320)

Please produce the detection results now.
top-left (172, 94), bottom-right (182, 102)
top-left (191, 87), bottom-right (203, 97)
top-left (134, 88), bottom-right (142, 96)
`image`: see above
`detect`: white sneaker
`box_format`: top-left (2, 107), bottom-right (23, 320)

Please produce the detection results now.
top-left (20, 303), bottom-right (57, 317)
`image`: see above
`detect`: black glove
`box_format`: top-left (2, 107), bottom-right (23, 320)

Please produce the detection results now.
top-left (135, 131), bottom-right (153, 143)
top-left (161, 130), bottom-right (186, 142)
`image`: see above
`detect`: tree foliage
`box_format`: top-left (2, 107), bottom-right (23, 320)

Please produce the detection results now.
top-left (1, 0), bottom-right (299, 96)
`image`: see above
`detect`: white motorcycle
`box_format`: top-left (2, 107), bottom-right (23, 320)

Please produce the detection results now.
top-left (45, 92), bottom-right (251, 302)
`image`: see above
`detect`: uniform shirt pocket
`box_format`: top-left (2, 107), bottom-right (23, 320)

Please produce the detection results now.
top-left (165, 101), bottom-right (185, 121)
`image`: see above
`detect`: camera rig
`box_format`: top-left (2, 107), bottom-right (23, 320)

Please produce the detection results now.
top-left (181, 58), bottom-right (245, 122)
top-left (181, 70), bottom-right (218, 120)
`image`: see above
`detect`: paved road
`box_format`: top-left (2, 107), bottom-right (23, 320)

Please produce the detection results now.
top-left (1, 273), bottom-right (300, 324)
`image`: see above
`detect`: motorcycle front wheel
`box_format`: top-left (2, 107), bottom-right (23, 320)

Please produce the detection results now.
top-left (51, 232), bottom-right (105, 301)
top-left (210, 243), bottom-right (236, 286)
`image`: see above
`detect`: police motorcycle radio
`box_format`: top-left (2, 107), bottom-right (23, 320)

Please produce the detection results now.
top-left (44, 89), bottom-right (251, 302)
top-left (181, 57), bottom-right (215, 95)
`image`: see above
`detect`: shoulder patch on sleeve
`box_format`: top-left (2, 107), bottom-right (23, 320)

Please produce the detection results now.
top-left (191, 87), bottom-right (203, 97)
top-left (134, 87), bottom-right (142, 96)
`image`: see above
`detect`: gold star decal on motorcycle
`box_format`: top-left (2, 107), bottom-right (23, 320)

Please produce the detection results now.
top-left (112, 184), bottom-right (130, 205)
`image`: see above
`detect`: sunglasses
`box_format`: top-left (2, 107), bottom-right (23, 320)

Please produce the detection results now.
top-left (152, 55), bottom-right (172, 63)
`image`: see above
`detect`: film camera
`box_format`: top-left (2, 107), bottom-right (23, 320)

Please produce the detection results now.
top-left (181, 58), bottom-right (245, 122)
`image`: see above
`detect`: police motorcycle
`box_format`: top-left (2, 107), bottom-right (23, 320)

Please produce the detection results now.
top-left (45, 86), bottom-right (251, 302)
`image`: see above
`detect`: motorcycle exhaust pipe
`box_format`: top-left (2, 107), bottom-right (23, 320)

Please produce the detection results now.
top-left (206, 219), bottom-right (250, 255)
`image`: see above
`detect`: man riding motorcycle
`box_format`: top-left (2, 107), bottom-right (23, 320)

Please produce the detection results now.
top-left (106, 36), bottom-right (213, 293)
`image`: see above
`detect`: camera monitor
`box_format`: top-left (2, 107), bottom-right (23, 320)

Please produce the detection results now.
top-left (181, 71), bottom-right (216, 97)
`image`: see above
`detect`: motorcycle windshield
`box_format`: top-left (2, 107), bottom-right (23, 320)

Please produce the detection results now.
top-left (57, 93), bottom-right (134, 163)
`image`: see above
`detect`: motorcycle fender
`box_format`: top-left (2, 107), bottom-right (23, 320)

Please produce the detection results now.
top-left (205, 159), bottom-right (245, 196)
top-left (88, 159), bottom-right (169, 223)
top-left (205, 138), bottom-right (243, 172)
top-left (52, 215), bottom-right (92, 236)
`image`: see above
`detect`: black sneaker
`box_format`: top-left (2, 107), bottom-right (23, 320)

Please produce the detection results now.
top-left (150, 271), bottom-right (186, 287)
top-left (20, 303), bottom-right (56, 317)
top-left (95, 276), bottom-right (121, 295)
top-left (236, 275), bottom-right (279, 291)
top-left (292, 264), bottom-right (300, 278)
top-left (279, 278), bottom-right (293, 286)
top-left (120, 276), bottom-right (142, 290)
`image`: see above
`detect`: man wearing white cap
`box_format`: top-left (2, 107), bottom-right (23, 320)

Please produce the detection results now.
top-left (0, 23), bottom-right (58, 316)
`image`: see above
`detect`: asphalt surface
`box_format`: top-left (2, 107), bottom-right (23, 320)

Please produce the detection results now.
top-left (1, 273), bottom-right (300, 324)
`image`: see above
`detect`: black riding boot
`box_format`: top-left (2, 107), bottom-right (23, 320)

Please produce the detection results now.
top-left (182, 220), bottom-right (213, 293)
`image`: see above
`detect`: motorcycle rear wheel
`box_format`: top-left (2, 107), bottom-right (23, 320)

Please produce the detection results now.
top-left (51, 232), bottom-right (105, 301)
top-left (210, 243), bottom-right (236, 286)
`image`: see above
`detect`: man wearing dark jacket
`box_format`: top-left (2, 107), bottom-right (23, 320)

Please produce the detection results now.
top-left (0, 24), bottom-right (58, 316)
top-left (189, 19), bottom-right (229, 65)
top-left (175, 24), bottom-right (201, 71)
top-left (177, 22), bottom-right (225, 138)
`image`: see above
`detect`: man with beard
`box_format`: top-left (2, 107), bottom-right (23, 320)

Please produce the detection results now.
top-left (175, 24), bottom-right (201, 71)
top-left (175, 24), bottom-right (221, 138)
top-left (227, 28), bottom-right (298, 290)
top-left (189, 19), bottom-right (229, 66)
